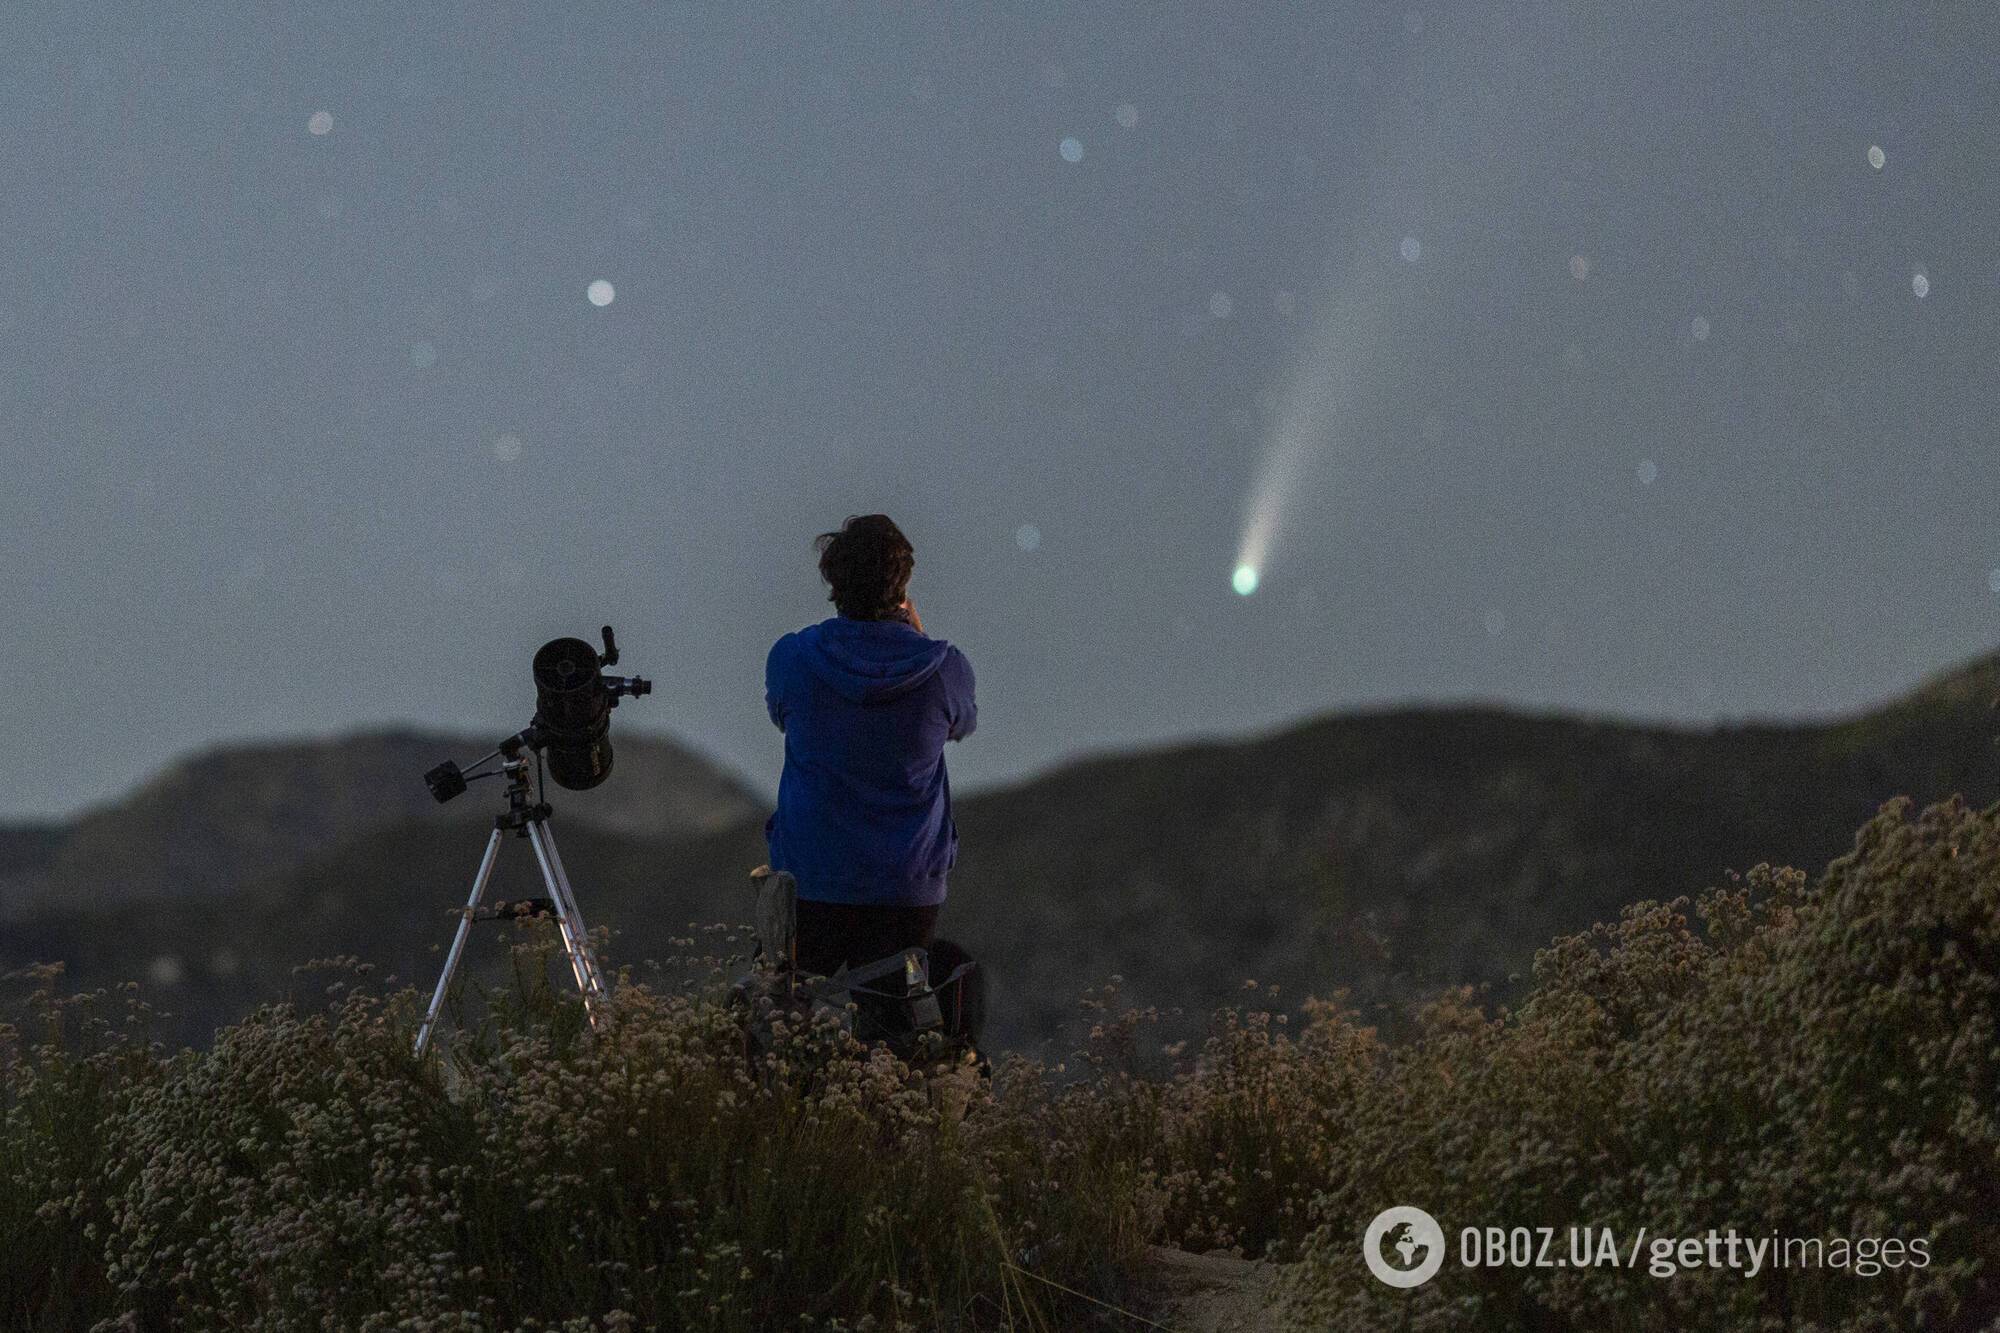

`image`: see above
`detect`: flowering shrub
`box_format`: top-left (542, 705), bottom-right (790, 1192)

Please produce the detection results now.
top-left (5, 934), bottom-right (1189, 1331)
top-left (1288, 796), bottom-right (2000, 1331)
top-left (5, 796), bottom-right (1995, 1330)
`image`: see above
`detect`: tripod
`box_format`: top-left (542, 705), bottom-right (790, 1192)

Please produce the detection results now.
top-left (413, 747), bottom-right (608, 1056)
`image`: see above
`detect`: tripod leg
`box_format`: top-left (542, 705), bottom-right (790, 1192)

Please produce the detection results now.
top-left (526, 820), bottom-right (606, 1025)
top-left (538, 823), bottom-right (607, 997)
top-left (415, 826), bottom-right (506, 1057)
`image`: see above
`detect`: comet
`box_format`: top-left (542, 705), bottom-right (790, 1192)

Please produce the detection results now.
top-left (1232, 290), bottom-right (1364, 597)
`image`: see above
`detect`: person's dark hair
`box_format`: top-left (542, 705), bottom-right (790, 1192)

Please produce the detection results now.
top-left (815, 514), bottom-right (915, 620)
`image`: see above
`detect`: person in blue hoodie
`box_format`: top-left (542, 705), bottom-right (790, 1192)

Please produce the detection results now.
top-left (764, 513), bottom-right (977, 989)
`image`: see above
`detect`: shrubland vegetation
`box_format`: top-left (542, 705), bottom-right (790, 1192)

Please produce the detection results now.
top-left (4, 796), bottom-right (1995, 1331)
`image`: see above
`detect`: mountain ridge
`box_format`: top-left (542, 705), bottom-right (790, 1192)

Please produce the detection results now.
top-left (0, 727), bottom-right (763, 921)
top-left (4, 650), bottom-right (1996, 1051)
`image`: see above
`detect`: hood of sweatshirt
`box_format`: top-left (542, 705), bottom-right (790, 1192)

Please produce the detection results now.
top-left (790, 615), bottom-right (951, 704)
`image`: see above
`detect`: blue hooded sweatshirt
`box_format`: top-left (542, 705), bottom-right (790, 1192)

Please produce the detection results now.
top-left (764, 614), bottom-right (977, 906)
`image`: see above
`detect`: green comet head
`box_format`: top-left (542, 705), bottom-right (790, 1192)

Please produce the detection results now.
top-left (1232, 564), bottom-right (1260, 596)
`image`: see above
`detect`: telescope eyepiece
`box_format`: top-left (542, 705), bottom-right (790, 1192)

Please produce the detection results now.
top-left (607, 674), bottom-right (652, 700)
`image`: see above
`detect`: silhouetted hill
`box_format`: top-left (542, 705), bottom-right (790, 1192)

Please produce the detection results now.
top-left (0, 728), bottom-right (763, 921)
top-left (945, 677), bottom-right (2000, 1043)
top-left (5, 655), bottom-right (1996, 1051)
top-left (0, 823), bottom-right (67, 876)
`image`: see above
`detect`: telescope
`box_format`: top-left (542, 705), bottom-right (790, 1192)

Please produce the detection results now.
top-left (413, 625), bottom-right (651, 1056)
top-left (424, 626), bottom-right (653, 803)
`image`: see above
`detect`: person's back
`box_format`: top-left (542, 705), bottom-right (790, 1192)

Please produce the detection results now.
top-left (764, 515), bottom-right (976, 982)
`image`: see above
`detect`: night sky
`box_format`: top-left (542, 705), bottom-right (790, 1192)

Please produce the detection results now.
top-left (5, 5), bottom-right (1997, 819)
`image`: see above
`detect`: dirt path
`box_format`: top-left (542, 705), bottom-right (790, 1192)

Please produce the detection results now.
top-left (1127, 1246), bottom-right (1288, 1333)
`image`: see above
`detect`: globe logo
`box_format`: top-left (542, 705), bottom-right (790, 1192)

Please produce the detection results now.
top-left (1363, 1206), bottom-right (1446, 1288)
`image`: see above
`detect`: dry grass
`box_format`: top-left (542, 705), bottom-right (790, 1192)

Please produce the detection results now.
top-left (5, 797), bottom-right (1996, 1331)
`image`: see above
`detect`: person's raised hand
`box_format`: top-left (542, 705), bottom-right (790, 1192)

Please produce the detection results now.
top-left (901, 597), bottom-right (926, 634)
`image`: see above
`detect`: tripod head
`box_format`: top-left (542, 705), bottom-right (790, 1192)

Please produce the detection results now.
top-left (423, 625), bottom-right (652, 805)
